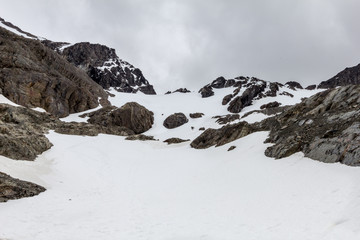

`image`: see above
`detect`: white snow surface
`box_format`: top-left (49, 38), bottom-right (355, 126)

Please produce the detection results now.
top-left (1, 87), bottom-right (360, 240)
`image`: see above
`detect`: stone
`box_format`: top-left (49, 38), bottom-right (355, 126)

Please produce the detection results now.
top-left (227, 83), bottom-right (266, 113)
top-left (222, 94), bottom-right (233, 105)
top-left (61, 42), bottom-right (156, 95)
top-left (213, 114), bottom-right (240, 125)
top-left (125, 134), bottom-right (157, 141)
top-left (305, 85), bottom-right (317, 90)
top-left (285, 81), bottom-right (303, 90)
top-left (163, 138), bottom-right (190, 144)
top-left (228, 146), bottom-right (236, 151)
top-left (189, 112), bottom-right (204, 118)
top-left (0, 172), bottom-right (46, 202)
top-left (190, 122), bottom-right (255, 149)
top-left (260, 101), bottom-right (281, 109)
top-left (85, 102), bottom-right (154, 134)
top-left (198, 86), bottom-right (214, 98)
top-left (163, 113), bottom-right (189, 129)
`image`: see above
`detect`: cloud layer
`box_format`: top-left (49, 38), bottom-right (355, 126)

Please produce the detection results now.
top-left (1, 0), bottom-right (360, 91)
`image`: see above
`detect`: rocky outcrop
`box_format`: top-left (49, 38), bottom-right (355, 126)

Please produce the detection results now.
top-left (199, 86), bottom-right (214, 98)
top-left (260, 101), bottom-right (281, 109)
top-left (0, 172), bottom-right (46, 202)
top-left (318, 63), bottom-right (360, 89)
top-left (54, 122), bottom-right (134, 136)
top-left (163, 113), bottom-right (189, 129)
top-left (213, 114), bottom-right (240, 125)
top-left (83, 102), bottom-right (154, 134)
top-left (0, 17), bottom-right (38, 39)
top-left (189, 112), bottom-right (204, 118)
top-left (305, 85), bottom-right (317, 90)
top-left (0, 104), bottom-right (56, 160)
top-left (228, 83), bottom-right (267, 113)
top-left (164, 138), bottom-right (190, 144)
top-left (173, 88), bottom-right (191, 93)
top-left (285, 81), bottom-right (303, 90)
top-left (61, 42), bottom-right (156, 95)
top-left (190, 122), bottom-right (256, 149)
top-left (0, 27), bottom-right (109, 117)
top-left (261, 85), bottom-right (360, 165)
top-left (125, 134), bottom-right (157, 141)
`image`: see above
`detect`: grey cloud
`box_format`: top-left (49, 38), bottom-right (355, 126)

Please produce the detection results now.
top-left (1, 0), bottom-right (359, 92)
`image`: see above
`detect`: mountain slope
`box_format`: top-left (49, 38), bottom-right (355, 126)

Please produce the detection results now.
top-left (61, 42), bottom-right (156, 94)
top-left (0, 26), bottom-right (109, 117)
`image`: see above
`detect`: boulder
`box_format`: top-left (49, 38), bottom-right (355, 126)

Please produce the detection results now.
top-left (0, 172), bottom-right (46, 202)
top-left (222, 94), bottom-right (233, 105)
top-left (190, 122), bottom-right (255, 149)
top-left (163, 138), bottom-right (190, 144)
top-left (228, 83), bottom-right (266, 113)
top-left (189, 112), bottom-right (204, 118)
top-left (285, 81), bottom-right (303, 90)
top-left (85, 102), bottom-right (154, 134)
top-left (163, 113), bottom-right (189, 129)
top-left (305, 85), bottom-right (317, 90)
top-left (260, 101), bottom-right (281, 109)
top-left (198, 86), bottom-right (214, 98)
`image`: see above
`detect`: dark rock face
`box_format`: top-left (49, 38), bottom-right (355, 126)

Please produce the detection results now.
top-left (0, 172), bottom-right (46, 202)
top-left (125, 134), bottom-right (157, 141)
top-left (228, 146), bottom-right (236, 151)
top-left (199, 86), bottom-right (214, 98)
top-left (61, 42), bottom-right (156, 95)
top-left (190, 122), bottom-right (255, 149)
top-left (164, 138), bottom-right (190, 144)
top-left (260, 101), bottom-right (281, 109)
top-left (213, 114), bottom-right (240, 125)
top-left (305, 85), bottom-right (317, 90)
top-left (261, 85), bottom-right (360, 166)
top-left (163, 113), bottom-right (189, 129)
top-left (54, 122), bottom-right (134, 136)
top-left (0, 104), bottom-right (56, 160)
top-left (189, 112), bottom-right (204, 118)
top-left (318, 63), bottom-right (360, 89)
top-left (222, 94), bottom-right (233, 105)
top-left (173, 88), bottom-right (191, 93)
top-left (285, 81), bottom-right (303, 90)
top-left (228, 83), bottom-right (267, 113)
top-left (0, 27), bottom-right (109, 117)
top-left (85, 102), bottom-right (154, 134)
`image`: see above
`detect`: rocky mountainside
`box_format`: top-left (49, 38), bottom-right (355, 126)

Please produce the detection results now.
top-left (199, 76), bottom-right (303, 113)
top-left (318, 63), bottom-right (360, 88)
top-left (192, 85), bottom-right (360, 166)
top-left (0, 26), bottom-right (109, 117)
top-left (43, 41), bottom-right (156, 95)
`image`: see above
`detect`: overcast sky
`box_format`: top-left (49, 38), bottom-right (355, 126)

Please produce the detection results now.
top-left (1, 0), bottom-right (360, 92)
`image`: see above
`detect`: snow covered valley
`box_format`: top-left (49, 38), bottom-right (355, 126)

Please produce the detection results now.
top-left (1, 89), bottom-right (360, 240)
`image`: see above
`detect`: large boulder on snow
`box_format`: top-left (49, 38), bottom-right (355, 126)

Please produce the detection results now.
top-left (86, 102), bottom-right (154, 134)
top-left (163, 113), bottom-right (189, 129)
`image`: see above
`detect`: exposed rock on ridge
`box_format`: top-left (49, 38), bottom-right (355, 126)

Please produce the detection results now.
top-left (0, 26), bottom-right (109, 117)
top-left (61, 42), bottom-right (156, 95)
top-left (318, 63), bottom-right (360, 89)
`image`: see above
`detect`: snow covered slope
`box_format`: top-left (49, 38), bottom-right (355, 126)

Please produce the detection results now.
top-left (1, 87), bottom-right (360, 240)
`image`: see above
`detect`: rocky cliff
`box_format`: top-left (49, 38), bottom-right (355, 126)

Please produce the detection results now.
top-left (48, 42), bottom-right (156, 95)
top-left (0, 26), bottom-right (109, 117)
top-left (318, 63), bottom-right (360, 89)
